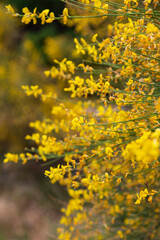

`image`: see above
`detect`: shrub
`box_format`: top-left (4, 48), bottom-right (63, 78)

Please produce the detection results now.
top-left (5, 1), bottom-right (160, 239)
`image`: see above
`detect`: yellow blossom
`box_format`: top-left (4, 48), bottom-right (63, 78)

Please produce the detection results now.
top-left (46, 12), bottom-right (55, 23)
top-left (5, 5), bottom-right (15, 15)
top-left (63, 8), bottom-right (69, 25)
top-left (155, 97), bottom-right (160, 113)
top-left (92, 34), bottom-right (98, 42)
top-left (39, 9), bottom-right (50, 24)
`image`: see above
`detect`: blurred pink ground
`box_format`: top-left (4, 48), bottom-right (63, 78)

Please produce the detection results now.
top-left (0, 163), bottom-right (62, 240)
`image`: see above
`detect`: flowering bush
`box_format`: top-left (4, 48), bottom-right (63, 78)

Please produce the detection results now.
top-left (4, 0), bottom-right (160, 239)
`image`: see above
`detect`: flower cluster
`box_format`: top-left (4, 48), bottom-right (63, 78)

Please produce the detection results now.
top-left (4, 0), bottom-right (160, 239)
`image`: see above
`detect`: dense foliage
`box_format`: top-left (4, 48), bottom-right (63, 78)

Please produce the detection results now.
top-left (4, 0), bottom-right (160, 239)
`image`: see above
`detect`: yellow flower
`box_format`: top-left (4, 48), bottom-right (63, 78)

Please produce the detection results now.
top-left (135, 198), bottom-right (141, 205)
top-left (22, 7), bottom-right (32, 24)
top-left (74, 38), bottom-right (85, 55)
top-left (117, 230), bottom-right (124, 239)
top-left (93, 0), bottom-right (101, 8)
top-left (63, 8), bottom-right (69, 24)
top-left (117, 178), bottom-right (121, 184)
top-left (155, 97), bottom-right (160, 113)
top-left (4, 153), bottom-right (19, 163)
top-left (46, 12), bottom-right (55, 23)
top-left (105, 146), bottom-right (113, 157)
top-left (135, 189), bottom-right (149, 204)
top-left (5, 5), bottom-right (15, 15)
top-left (22, 85), bottom-right (43, 97)
top-left (71, 117), bottom-right (84, 130)
top-left (92, 34), bottom-right (98, 42)
top-left (39, 9), bottom-right (50, 24)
